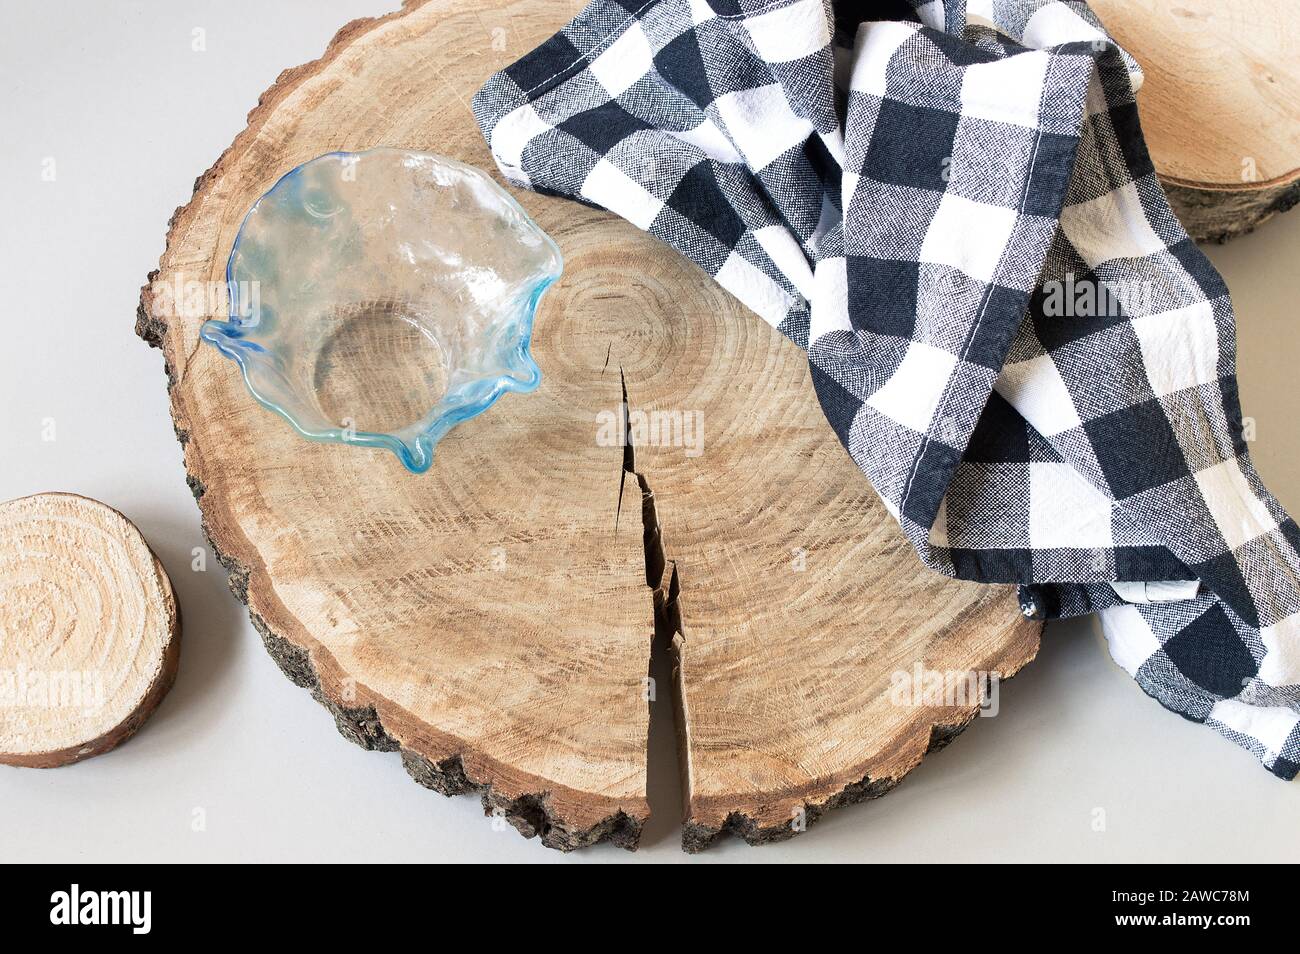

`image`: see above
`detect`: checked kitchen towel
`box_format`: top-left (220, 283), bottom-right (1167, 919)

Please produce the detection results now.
top-left (474, 0), bottom-right (1300, 776)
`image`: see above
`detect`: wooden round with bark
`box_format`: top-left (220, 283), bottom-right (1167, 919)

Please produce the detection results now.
top-left (136, 0), bottom-right (1040, 851)
top-left (0, 493), bottom-right (180, 767)
top-left (1093, 0), bottom-right (1300, 242)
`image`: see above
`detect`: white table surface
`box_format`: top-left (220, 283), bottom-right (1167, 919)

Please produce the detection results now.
top-left (1, 0), bottom-right (1296, 863)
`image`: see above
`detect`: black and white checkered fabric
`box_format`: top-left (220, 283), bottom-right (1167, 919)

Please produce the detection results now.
top-left (474, 0), bottom-right (1300, 777)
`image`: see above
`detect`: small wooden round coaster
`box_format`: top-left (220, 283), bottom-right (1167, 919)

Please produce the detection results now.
top-left (0, 493), bottom-right (180, 767)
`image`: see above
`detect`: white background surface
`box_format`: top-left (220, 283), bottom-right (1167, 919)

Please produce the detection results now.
top-left (1, 0), bottom-right (1296, 863)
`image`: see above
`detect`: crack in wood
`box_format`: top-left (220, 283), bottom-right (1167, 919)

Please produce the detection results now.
top-left (615, 365), bottom-right (695, 847)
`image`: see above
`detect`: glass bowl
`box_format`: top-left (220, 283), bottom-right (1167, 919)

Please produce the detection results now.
top-left (200, 149), bottom-right (562, 473)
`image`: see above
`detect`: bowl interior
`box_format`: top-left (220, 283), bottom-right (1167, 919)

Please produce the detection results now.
top-left (204, 149), bottom-right (561, 467)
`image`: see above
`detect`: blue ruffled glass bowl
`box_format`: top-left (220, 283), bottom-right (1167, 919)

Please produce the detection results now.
top-left (201, 149), bottom-right (562, 473)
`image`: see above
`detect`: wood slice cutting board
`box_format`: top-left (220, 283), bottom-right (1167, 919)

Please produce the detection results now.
top-left (136, 0), bottom-right (1039, 851)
